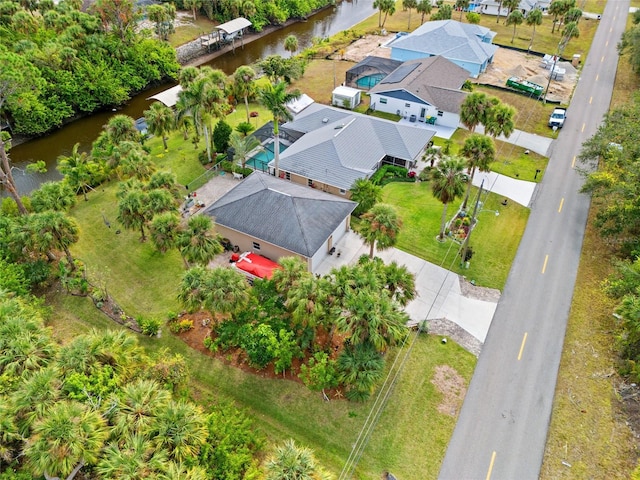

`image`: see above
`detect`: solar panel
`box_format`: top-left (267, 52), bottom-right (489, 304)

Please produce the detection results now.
top-left (380, 63), bottom-right (419, 84)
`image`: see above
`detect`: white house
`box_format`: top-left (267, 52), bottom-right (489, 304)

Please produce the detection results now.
top-left (477, 0), bottom-right (551, 17)
top-left (369, 56), bottom-right (469, 129)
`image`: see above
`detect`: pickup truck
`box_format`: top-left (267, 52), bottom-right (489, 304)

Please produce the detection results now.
top-left (548, 108), bottom-right (567, 129)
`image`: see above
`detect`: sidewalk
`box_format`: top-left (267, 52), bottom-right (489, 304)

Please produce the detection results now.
top-left (474, 125), bottom-right (554, 156)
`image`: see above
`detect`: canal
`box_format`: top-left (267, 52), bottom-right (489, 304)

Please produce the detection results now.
top-left (9, 0), bottom-right (376, 194)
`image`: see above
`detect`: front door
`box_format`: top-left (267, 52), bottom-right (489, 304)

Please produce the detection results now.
top-left (420, 107), bottom-right (426, 120)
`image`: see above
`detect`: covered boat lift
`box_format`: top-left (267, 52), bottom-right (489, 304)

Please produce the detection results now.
top-left (200, 17), bottom-right (252, 53)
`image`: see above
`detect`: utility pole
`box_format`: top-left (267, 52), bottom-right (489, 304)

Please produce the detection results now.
top-left (460, 179), bottom-right (483, 267)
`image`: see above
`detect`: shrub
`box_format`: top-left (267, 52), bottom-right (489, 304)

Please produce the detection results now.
top-left (219, 160), bottom-right (234, 172)
top-left (169, 318), bottom-right (194, 333)
top-left (167, 310), bottom-right (178, 321)
top-left (139, 317), bottom-right (161, 336)
top-left (213, 120), bottom-right (232, 153)
top-left (369, 165), bottom-right (409, 185)
top-left (198, 150), bottom-right (211, 165)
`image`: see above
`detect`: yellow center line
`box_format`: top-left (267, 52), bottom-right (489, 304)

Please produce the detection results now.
top-left (486, 451), bottom-right (497, 480)
top-left (581, 123), bottom-right (586, 132)
top-left (542, 255), bottom-right (549, 274)
top-left (596, 74), bottom-right (599, 81)
top-left (571, 156), bottom-right (576, 168)
top-left (601, 56), bottom-right (605, 62)
top-left (606, 40), bottom-right (609, 47)
top-left (610, 27), bottom-right (613, 33)
top-left (518, 332), bottom-right (528, 361)
top-left (558, 197), bottom-right (564, 213)
top-left (589, 96), bottom-right (593, 104)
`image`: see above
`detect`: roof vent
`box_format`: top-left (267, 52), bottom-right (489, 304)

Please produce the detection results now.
top-left (322, 117), bottom-right (329, 123)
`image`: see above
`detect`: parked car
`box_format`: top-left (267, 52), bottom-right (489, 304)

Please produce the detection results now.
top-left (548, 108), bottom-right (567, 129)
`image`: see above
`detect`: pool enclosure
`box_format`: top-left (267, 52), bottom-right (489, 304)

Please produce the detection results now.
top-left (345, 56), bottom-right (402, 90)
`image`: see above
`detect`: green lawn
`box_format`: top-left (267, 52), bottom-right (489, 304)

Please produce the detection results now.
top-left (381, 181), bottom-right (529, 289)
top-left (46, 289), bottom-right (476, 479)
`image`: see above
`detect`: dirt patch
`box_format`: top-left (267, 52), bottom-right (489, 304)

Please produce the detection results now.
top-left (431, 364), bottom-right (467, 417)
top-left (340, 33), bottom-right (396, 62)
top-left (477, 48), bottom-right (577, 104)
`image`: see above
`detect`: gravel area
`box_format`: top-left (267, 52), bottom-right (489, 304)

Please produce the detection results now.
top-left (426, 318), bottom-right (483, 357)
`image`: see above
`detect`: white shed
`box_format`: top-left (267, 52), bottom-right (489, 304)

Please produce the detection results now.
top-left (332, 86), bottom-right (361, 110)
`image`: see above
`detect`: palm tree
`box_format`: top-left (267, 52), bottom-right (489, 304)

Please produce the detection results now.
top-left (257, 81), bottom-right (301, 178)
top-left (105, 114), bottom-right (139, 144)
top-left (502, 0), bottom-right (520, 20)
top-left (177, 266), bottom-right (209, 313)
top-left (526, 8), bottom-right (543, 51)
top-left (10, 367), bottom-right (61, 434)
top-left (373, 0), bottom-right (395, 28)
top-left (265, 439), bottom-right (331, 480)
top-left (338, 289), bottom-right (408, 352)
top-left (459, 92), bottom-right (492, 132)
top-left (176, 215), bottom-right (223, 268)
top-left (460, 134), bottom-right (496, 209)
top-left (202, 266), bottom-right (251, 315)
top-left (359, 203), bottom-right (402, 259)
top-left (97, 434), bottom-right (168, 479)
top-left (350, 178), bottom-right (382, 216)
top-left (430, 156), bottom-right (468, 241)
top-left (455, 0), bottom-right (469, 21)
top-left (416, 0), bottom-right (431, 24)
top-left (403, 0), bottom-right (417, 28)
top-left (229, 132), bottom-right (261, 170)
top-left (379, 260), bottom-right (416, 307)
top-left (485, 103), bottom-right (516, 141)
top-left (183, 0), bottom-right (201, 20)
top-left (147, 171), bottom-right (182, 199)
top-left (506, 10), bottom-right (524, 43)
top-left (149, 212), bottom-right (180, 254)
top-left (57, 143), bottom-right (101, 201)
top-left (495, 0), bottom-right (504, 23)
top-left (548, 0), bottom-right (565, 33)
top-left (117, 188), bottom-right (149, 241)
top-left (233, 65), bottom-right (257, 123)
top-left (0, 137), bottom-right (28, 215)
top-left (562, 20), bottom-right (580, 45)
top-left (285, 275), bottom-right (333, 334)
top-left (110, 379), bottom-right (171, 438)
top-left (24, 400), bottom-right (108, 480)
top-left (271, 256), bottom-right (310, 293)
top-left (30, 181), bottom-right (76, 212)
top-left (150, 400), bottom-right (208, 463)
top-left (26, 210), bottom-right (80, 268)
top-left (145, 102), bottom-right (174, 151)
top-left (283, 34), bottom-right (299, 58)
top-left (174, 95), bottom-right (193, 141)
top-left (336, 342), bottom-right (385, 402)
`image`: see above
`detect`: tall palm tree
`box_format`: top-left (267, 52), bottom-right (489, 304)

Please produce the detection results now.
top-left (202, 266), bottom-right (251, 315)
top-left (117, 188), bottom-right (149, 241)
top-left (145, 101), bottom-right (174, 151)
top-left (526, 8), bottom-right (543, 51)
top-left (24, 400), bottom-right (108, 480)
top-left (455, 0), bottom-right (469, 21)
top-left (359, 203), bottom-right (402, 259)
top-left (403, 0), bottom-right (417, 28)
top-left (283, 34), bottom-right (298, 58)
top-left (26, 210), bottom-right (80, 268)
top-left (265, 439), bottom-right (331, 480)
top-left (149, 212), bottom-right (180, 254)
top-left (430, 156), bottom-right (468, 241)
top-left (233, 65), bottom-right (257, 123)
top-left (109, 379), bottom-right (171, 438)
top-left (336, 342), bottom-right (385, 402)
top-left (57, 143), bottom-right (101, 201)
top-left (229, 132), bottom-right (261, 170)
top-left (96, 434), bottom-right (168, 479)
top-left (459, 92), bottom-right (492, 132)
top-left (176, 215), bottom-right (223, 268)
top-left (183, 0), bottom-right (201, 20)
top-left (460, 134), bottom-right (496, 209)
top-left (548, 0), bottom-right (565, 33)
top-left (506, 10), bottom-right (524, 43)
top-left (30, 181), bottom-right (76, 213)
top-left (271, 256), bottom-right (310, 294)
top-left (105, 114), bottom-right (139, 144)
top-left (257, 81), bottom-right (301, 178)
top-left (373, 0), bottom-right (395, 28)
top-left (416, 0), bottom-right (432, 24)
top-left (485, 103), bottom-right (516, 141)
top-left (177, 266), bottom-right (209, 312)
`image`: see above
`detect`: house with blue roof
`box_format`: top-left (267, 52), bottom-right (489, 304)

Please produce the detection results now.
top-left (388, 19), bottom-right (498, 78)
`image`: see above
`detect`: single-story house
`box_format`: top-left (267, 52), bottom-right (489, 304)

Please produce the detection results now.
top-left (331, 86), bottom-right (362, 110)
top-left (271, 103), bottom-right (435, 196)
top-left (202, 172), bottom-right (357, 273)
top-left (388, 19), bottom-right (498, 78)
top-left (477, 0), bottom-right (551, 16)
top-left (368, 56), bottom-right (469, 129)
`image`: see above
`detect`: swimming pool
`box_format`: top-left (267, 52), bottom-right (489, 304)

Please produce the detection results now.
top-left (247, 142), bottom-right (289, 172)
top-left (356, 73), bottom-right (385, 89)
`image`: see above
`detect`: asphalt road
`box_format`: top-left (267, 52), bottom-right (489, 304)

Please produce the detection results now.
top-left (438, 3), bottom-right (630, 479)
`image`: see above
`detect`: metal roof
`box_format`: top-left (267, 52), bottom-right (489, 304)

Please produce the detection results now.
top-left (147, 85), bottom-right (182, 108)
top-left (203, 172), bottom-right (356, 257)
top-left (213, 17), bottom-right (252, 34)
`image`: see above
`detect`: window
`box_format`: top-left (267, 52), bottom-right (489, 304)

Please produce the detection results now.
top-left (252, 242), bottom-right (261, 250)
top-left (307, 179), bottom-right (313, 187)
top-left (380, 98), bottom-right (387, 104)
top-left (405, 103), bottom-right (411, 108)
top-left (339, 188), bottom-right (346, 195)
top-left (437, 110), bottom-right (444, 117)
top-left (285, 172), bottom-right (291, 180)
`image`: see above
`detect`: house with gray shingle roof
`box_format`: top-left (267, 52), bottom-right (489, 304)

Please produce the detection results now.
top-left (202, 172), bottom-right (356, 272)
top-left (369, 56), bottom-right (469, 128)
top-left (271, 103), bottom-right (435, 195)
top-left (389, 19), bottom-right (498, 78)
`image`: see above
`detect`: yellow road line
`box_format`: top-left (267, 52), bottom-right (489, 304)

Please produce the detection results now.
top-left (571, 156), bottom-right (576, 168)
top-left (606, 40), bottom-right (609, 47)
top-left (486, 451), bottom-right (497, 480)
top-left (610, 27), bottom-right (613, 33)
top-left (581, 123), bottom-right (586, 132)
top-left (558, 197), bottom-right (564, 213)
top-left (601, 56), bottom-right (605, 62)
top-left (542, 255), bottom-right (549, 274)
top-left (589, 96), bottom-right (593, 104)
top-left (596, 74), bottom-right (599, 81)
top-left (518, 332), bottom-right (528, 361)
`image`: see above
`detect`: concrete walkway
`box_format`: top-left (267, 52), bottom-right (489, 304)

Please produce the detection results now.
top-left (472, 170), bottom-right (537, 207)
top-left (315, 230), bottom-right (499, 345)
top-left (474, 125), bottom-right (554, 156)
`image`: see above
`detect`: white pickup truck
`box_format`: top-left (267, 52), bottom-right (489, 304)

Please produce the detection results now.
top-left (548, 108), bottom-right (567, 129)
